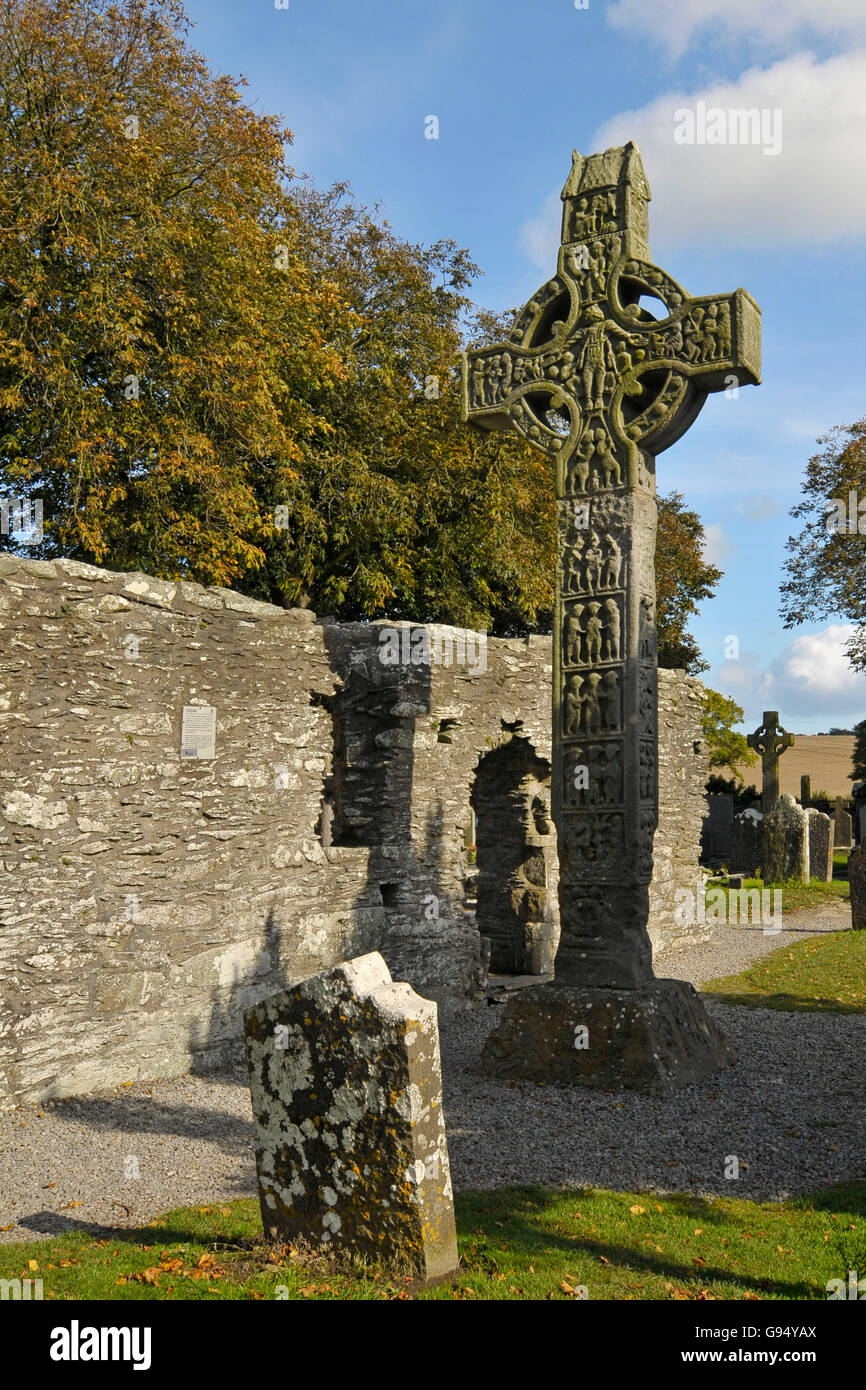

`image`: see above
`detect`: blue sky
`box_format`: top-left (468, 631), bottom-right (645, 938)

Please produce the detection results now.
top-left (182, 0), bottom-right (866, 734)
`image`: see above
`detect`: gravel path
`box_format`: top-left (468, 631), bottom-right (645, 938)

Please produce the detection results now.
top-left (2, 905), bottom-right (862, 1243)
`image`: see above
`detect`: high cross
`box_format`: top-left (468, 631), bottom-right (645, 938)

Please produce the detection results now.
top-left (463, 142), bottom-right (761, 991)
top-left (747, 710), bottom-right (794, 811)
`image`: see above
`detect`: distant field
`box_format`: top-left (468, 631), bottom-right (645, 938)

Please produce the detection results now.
top-left (725, 734), bottom-right (856, 799)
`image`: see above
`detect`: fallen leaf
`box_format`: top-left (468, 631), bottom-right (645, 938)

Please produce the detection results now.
top-left (27, 1260), bottom-right (38, 1272)
top-left (629, 1205), bottom-right (646, 1215)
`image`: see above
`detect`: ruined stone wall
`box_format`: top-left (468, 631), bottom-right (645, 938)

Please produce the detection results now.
top-left (0, 556), bottom-right (707, 1107)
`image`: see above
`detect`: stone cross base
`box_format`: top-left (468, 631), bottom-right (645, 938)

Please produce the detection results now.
top-left (477, 979), bottom-right (734, 1093)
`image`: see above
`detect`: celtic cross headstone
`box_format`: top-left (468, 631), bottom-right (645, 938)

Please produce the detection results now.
top-left (463, 142), bottom-right (760, 1089)
top-left (747, 710), bottom-right (794, 812)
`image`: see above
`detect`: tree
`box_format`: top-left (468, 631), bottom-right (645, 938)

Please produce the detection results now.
top-left (0, 0), bottom-right (344, 586)
top-left (655, 492), bottom-right (722, 672)
top-left (701, 689), bottom-right (758, 775)
top-left (851, 718), bottom-right (866, 782)
top-left (242, 186), bottom-right (555, 629)
top-left (780, 418), bottom-right (866, 670)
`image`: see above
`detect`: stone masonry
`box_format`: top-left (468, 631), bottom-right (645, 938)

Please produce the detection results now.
top-left (0, 555), bottom-right (709, 1108)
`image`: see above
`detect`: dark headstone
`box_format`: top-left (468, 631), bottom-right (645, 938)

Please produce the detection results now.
top-left (702, 793), bottom-right (734, 860)
top-left (849, 843), bottom-right (866, 930)
top-left (806, 808), bottom-right (834, 883)
top-left (728, 809), bottom-right (763, 876)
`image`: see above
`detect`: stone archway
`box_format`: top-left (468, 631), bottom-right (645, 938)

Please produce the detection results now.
top-left (470, 732), bottom-right (559, 975)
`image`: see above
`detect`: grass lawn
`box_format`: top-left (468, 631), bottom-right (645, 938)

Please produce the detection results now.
top-left (706, 876), bottom-right (849, 917)
top-left (702, 929), bottom-right (866, 1014)
top-left (2, 1183), bottom-right (865, 1301)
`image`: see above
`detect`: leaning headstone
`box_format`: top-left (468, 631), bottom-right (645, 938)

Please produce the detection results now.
top-left (462, 141), bottom-right (751, 1090)
top-left (243, 952), bottom-right (458, 1282)
top-left (728, 809), bottom-right (763, 877)
top-left (762, 793), bottom-right (809, 884)
top-left (806, 808), bottom-right (834, 883)
top-left (848, 843), bottom-right (866, 930)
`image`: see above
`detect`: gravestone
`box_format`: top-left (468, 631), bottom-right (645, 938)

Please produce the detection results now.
top-left (702, 793), bottom-right (733, 861)
top-left (462, 141), bottom-right (759, 1090)
top-left (833, 797), bottom-right (853, 847)
top-left (728, 808), bottom-right (763, 877)
top-left (848, 843), bottom-right (866, 929)
top-left (761, 793), bottom-right (808, 884)
top-left (747, 711), bottom-right (794, 813)
top-left (800, 775), bottom-right (811, 804)
top-left (243, 953), bottom-right (458, 1282)
top-left (806, 807), bottom-right (834, 883)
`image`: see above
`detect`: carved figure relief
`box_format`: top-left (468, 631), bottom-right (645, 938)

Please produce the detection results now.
top-left (562, 596), bottom-right (622, 668)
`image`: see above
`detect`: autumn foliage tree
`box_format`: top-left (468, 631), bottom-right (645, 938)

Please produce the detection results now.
top-left (0, 0), bottom-right (343, 586)
top-left (0, 0), bottom-right (722, 656)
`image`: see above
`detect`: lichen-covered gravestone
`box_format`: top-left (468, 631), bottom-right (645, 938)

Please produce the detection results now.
top-left (806, 808), bottom-right (834, 883)
top-left (243, 952), bottom-right (458, 1282)
top-left (762, 793), bottom-right (809, 884)
top-left (461, 141), bottom-right (757, 1090)
top-left (849, 843), bottom-right (866, 930)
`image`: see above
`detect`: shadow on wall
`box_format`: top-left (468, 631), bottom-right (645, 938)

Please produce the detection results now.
top-left (186, 621), bottom-right (472, 1075)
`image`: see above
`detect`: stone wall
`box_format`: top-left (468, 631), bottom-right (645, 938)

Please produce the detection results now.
top-left (0, 556), bottom-right (708, 1107)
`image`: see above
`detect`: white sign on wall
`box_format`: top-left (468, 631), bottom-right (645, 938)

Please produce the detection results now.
top-left (181, 705), bottom-right (216, 759)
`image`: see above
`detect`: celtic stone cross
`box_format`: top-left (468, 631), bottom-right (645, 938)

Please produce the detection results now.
top-left (463, 143), bottom-right (761, 1089)
top-left (747, 710), bottom-right (794, 811)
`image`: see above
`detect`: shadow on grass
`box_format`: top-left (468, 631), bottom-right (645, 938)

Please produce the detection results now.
top-left (456, 1185), bottom-right (866, 1300)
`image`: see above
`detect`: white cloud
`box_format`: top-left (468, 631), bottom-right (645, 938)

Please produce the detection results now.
top-left (713, 625), bottom-right (866, 725)
top-left (702, 523), bottom-right (731, 567)
top-left (520, 50), bottom-right (866, 262)
top-left (763, 625), bottom-right (864, 711)
top-left (607, 0), bottom-right (866, 59)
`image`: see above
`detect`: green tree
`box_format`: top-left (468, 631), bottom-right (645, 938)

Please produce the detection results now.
top-left (655, 492), bottom-right (722, 672)
top-left (780, 418), bottom-right (866, 670)
top-left (851, 717), bottom-right (866, 782)
top-left (701, 689), bottom-right (758, 774)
